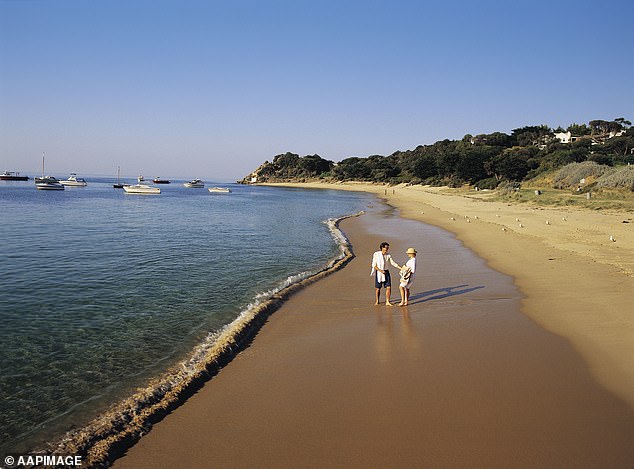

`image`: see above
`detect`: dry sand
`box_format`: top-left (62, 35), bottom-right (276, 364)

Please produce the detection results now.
top-left (114, 197), bottom-right (634, 468)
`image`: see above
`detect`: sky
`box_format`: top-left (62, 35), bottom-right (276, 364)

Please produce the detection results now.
top-left (1, 0), bottom-right (633, 181)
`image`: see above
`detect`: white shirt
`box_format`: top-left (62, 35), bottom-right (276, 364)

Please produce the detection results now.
top-left (371, 251), bottom-right (400, 282)
top-left (405, 257), bottom-right (416, 275)
top-left (399, 257), bottom-right (417, 286)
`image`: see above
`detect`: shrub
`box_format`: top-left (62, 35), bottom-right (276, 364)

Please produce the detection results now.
top-left (596, 165), bottom-right (634, 191)
top-left (551, 161), bottom-right (613, 189)
top-left (474, 177), bottom-right (500, 190)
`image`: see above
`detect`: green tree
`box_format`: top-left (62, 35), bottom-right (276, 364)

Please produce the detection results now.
top-left (511, 125), bottom-right (553, 146)
top-left (567, 123), bottom-right (590, 136)
top-left (485, 148), bottom-right (531, 181)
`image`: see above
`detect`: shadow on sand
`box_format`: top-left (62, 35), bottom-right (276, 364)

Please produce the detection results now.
top-left (409, 284), bottom-right (485, 305)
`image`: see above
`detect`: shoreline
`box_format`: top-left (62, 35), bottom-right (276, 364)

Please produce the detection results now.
top-left (114, 198), bottom-right (634, 468)
top-left (45, 212), bottom-right (361, 468)
top-left (261, 181), bottom-right (634, 410)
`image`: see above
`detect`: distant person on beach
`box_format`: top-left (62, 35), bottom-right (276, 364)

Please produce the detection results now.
top-left (398, 248), bottom-right (417, 306)
top-left (371, 242), bottom-right (401, 306)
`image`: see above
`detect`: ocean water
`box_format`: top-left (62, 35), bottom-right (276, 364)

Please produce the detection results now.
top-left (0, 178), bottom-right (373, 455)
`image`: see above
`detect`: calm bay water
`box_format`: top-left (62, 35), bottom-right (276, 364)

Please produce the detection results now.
top-left (0, 179), bottom-right (373, 455)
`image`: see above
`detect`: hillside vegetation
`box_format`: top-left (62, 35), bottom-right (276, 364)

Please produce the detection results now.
top-left (242, 118), bottom-right (634, 194)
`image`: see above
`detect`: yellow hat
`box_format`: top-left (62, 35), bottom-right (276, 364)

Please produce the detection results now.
top-left (406, 247), bottom-right (417, 254)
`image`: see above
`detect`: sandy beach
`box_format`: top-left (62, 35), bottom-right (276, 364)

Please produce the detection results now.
top-left (267, 182), bottom-right (634, 410)
top-left (113, 191), bottom-right (634, 468)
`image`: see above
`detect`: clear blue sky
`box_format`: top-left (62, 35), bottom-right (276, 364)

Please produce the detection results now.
top-left (1, 0), bottom-right (632, 180)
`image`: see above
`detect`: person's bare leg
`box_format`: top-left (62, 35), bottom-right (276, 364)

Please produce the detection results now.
top-left (375, 287), bottom-right (381, 305)
top-left (403, 287), bottom-right (410, 306)
top-left (398, 285), bottom-right (405, 306)
top-left (385, 286), bottom-right (393, 306)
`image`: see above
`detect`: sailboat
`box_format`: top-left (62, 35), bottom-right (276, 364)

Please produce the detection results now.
top-left (113, 166), bottom-right (125, 188)
top-left (35, 153), bottom-right (64, 190)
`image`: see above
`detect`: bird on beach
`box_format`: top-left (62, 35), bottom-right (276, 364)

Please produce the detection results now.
top-left (610, 235), bottom-right (616, 242)
top-left (502, 227), bottom-right (507, 231)
top-left (516, 218), bottom-right (520, 222)
top-left (546, 220), bottom-right (551, 225)
top-left (562, 217), bottom-right (567, 221)
top-left (519, 223), bottom-right (524, 228)
top-left (450, 217), bottom-right (456, 221)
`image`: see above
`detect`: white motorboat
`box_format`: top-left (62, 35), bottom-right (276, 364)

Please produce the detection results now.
top-left (36, 177), bottom-right (64, 190)
top-left (123, 184), bottom-right (160, 194)
top-left (184, 179), bottom-right (204, 188)
top-left (59, 173), bottom-right (87, 186)
top-left (208, 187), bottom-right (231, 193)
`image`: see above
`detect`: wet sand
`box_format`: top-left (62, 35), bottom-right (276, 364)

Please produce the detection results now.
top-left (114, 203), bottom-right (634, 468)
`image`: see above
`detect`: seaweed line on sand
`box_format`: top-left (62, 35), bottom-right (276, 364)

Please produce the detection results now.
top-left (40, 211), bottom-right (364, 469)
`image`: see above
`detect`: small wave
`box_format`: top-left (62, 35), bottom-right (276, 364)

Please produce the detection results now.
top-left (44, 211), bottom-right (364, 468)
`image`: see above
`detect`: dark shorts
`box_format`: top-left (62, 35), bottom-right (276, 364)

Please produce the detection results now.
top-left (375, 270), bottom-right (391, 289)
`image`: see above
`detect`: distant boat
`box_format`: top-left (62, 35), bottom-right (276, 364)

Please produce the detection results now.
top-left (184, 179), bottom-right (204, 188)
top-left (208, 187), bottom-right (231, 193)
top-left (59, 173), bottom-right (87, 187)
top-left (153, 177), bottom-right (171, 184)
top-left (0, 171), bottom-right (29, 181)
top-left (34, 153), bottom-right (61, 186)
top-left (123, 184), bottom-right (160, 195)
top-left (36, 177), bottom-right (64, 190)
top-left (113, 166), bottom-right (125, 188)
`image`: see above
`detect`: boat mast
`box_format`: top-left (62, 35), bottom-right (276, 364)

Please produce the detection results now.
top-left (41, 152), bottom-right (45, 179)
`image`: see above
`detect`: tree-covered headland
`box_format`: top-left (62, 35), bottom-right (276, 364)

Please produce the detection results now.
top-left (241, 118), bottom-right (634, 191)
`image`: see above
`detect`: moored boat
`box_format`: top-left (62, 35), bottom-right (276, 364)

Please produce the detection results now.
top-left (152, 177), bottom-right (170, 184)
top-left (184, 179), bottom-right (204, 188)
top-left (208, 187), bottom-right (231, 193)
top-left (35, 177), bottom-right (65, 190)
top-left (123, 184), bottom-right (161, 194)
top-left (0, 171), bottom-right (30, 181)
top-left (59, 173), bottom-right (87, 186)
top-left (113, 166), bottom-right (125, 188)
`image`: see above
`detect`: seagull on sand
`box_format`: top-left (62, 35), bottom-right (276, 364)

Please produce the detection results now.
top-left (610, 235), bottom-right (616, 242)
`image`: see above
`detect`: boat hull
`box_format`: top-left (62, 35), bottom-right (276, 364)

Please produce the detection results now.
top-left (60, 181), bottom-right (87, 187)
top-left (36, 183), bottom-right (64, 190)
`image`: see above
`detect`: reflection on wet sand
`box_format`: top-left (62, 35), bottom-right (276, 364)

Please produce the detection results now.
top-left (374, 306), bottom-right (421, 364)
